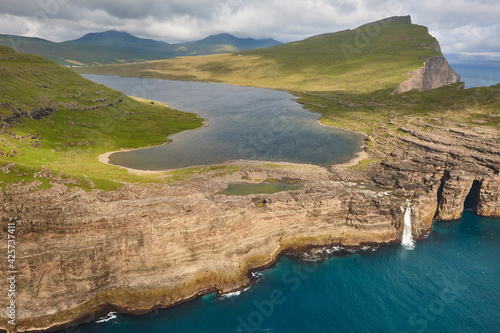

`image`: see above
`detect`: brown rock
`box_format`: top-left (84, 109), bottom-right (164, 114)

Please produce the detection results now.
top-left (0, 165), bottom-right (413, 332)
top-left (435, 170), bottom-right (476, 221)
top-left (394, 56), bottom-right (461, 93)
top-left (478, 176), bottom-right (500, 217)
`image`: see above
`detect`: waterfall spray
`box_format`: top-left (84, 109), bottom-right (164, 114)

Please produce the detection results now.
top-left (402, 200), bottom-right (415, 249)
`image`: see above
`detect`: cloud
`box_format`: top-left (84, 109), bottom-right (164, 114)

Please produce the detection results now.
top-left (0, 0), bottom-right (498, 54)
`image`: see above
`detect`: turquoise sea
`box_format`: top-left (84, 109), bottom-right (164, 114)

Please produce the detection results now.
top-left (59, 211), bottom-right (500, 333)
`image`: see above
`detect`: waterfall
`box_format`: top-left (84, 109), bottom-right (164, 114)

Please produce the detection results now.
top-left (402, 201), bottom-right (415, 249)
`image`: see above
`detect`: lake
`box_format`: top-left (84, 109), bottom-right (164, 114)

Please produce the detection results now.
top-left (83, 74), bottom-right (364, 170)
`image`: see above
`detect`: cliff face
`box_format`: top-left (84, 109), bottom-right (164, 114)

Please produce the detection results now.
top-left (362, 119), bottom-right (500, 222)
top-left (0, 164), bottom-right (410, 332)
top-left (435, 172), bottom-right (500, 221)
top-left (477, 178), bottom-right (500, 217)
top-left (395, 56), bottom-right (461, 93)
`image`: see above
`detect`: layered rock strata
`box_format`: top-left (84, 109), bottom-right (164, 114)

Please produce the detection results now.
top-left (395, 56), bottom-right (461, 93)
top-left (349, 120), bottom-right (500, 222)
top-left (1, 164), bottom-right (407, 332)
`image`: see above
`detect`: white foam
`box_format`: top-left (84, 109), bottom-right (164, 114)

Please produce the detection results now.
top-left (252, 272), bottom-right (263, 278)
top-left (222, 290), bottom-right (242, 298)
top-left (222, 286), bottom-right (250, 298)
top-left (96, 312), bottom-right (117, 323)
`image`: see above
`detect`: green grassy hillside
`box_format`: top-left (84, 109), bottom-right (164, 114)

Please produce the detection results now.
top-left (0, 46), bottom-right (203, 189)
top-left (77, 16), bottom-right (442, 92)
top-left (1, 16), bottom-right (496, 192)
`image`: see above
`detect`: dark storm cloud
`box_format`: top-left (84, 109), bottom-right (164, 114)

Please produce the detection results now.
top-left (76, 0), bottom-right (219, 20)
top-left (0, 0), bottom-right (216, 21)
top-left (0, 0), bottom-right (498, 55)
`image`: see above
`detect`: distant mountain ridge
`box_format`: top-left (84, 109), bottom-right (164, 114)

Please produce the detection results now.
top-left (196, 33), bottom-right (282, 50)
top-left (65, 30), bottom-right (171, 55)
top-left (0, 31), bottom-right (282, 66)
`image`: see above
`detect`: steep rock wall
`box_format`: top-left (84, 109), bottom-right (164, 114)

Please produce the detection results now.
top-left (395, 56), bottom-right (461, 93)
top-left (435, 172), bottom-right (499, 221)
top-left (363, 120), bottom-right (499, 223)
top-left (0, 165), bottom-right (414, 332)
top-left (478, 177), bottom-right (500, 217)
top-left (435, 170), bottom-right (477, 221)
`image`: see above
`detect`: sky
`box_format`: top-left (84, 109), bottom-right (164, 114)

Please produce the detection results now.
top-left (0, 0), bottom-right (499, 58)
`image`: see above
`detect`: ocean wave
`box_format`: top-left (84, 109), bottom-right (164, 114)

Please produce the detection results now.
top-left (221, 286), bottom-right (251, 299)
top-left (96, 312), bottom-right (118, 323)
top-left (252, 272), bottom-right (263, 278)
top-left (313, 244), bottom-right (375, 256)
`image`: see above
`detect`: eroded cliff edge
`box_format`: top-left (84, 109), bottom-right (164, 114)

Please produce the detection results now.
top-left (393, 32), bottom-right (461, 93)
top-left (0, 115), bottom-right (499, 332)
top-left (395, 55), bottom-right (461, 93)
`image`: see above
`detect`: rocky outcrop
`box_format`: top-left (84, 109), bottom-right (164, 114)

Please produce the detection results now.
top-left (0, 26), bottom-right (497, 332)
top-left (0, 97), bottom-right (124, 126)
top-left (478, 177), bottom-right (500, 217)
top-left (395, 56), bottom-right (461, 93)
top-left (2, 116), bottom-right (499, 332)
top-left (360, 120), bottom-right (500, 218)
top-left (435, 170), bottom-right (479, 221)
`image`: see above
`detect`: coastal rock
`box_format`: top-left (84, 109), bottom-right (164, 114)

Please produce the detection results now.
top-left (409, 182), bottom-right (441, 237)
top-left (435, 170), bottom-right (477, 221)
top-left (0, 25), bottom-right (498, 332)
top-left (478, 176), bottom-right (500, 217)
top-left (362, 121), bottom-right (499, 224)
top-left (394, 56), bottom-right (461, 93)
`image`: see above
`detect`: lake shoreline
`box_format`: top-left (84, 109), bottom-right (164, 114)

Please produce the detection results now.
top-left (97, 118), bottom-right (368, 174)
top-left (97, 119), bottom-right (211, 175)
top-left (86, 75), bottom-right (365, 173)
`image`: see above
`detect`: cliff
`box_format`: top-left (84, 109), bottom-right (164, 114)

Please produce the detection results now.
top-left (360, 120), bottom-right (500, 222)
top-left (75, 15), bottom-right (447, 93)
top-left (1, 163), bottom-right (407, 332)
top-left (394, 56), bottom-right (462, 93)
